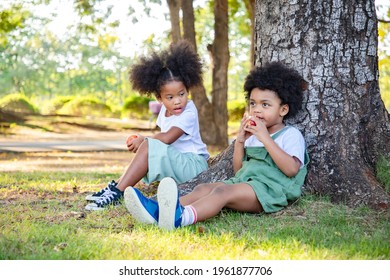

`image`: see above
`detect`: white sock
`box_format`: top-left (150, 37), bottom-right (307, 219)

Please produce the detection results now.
top-left (181, 205), bottom-right (197, 226)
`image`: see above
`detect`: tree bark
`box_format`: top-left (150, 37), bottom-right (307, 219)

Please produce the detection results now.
top-left (181, 0), bottom-right (196, 50)
top-left (167, 0), bottom-right (182, 43)
top-left (179, 142), bottom-right (235, 195)
top-left (168, 0), bottom-right (229, 147)
top-left (254, 0), bottom-right (389, 208)
top-left (244, 0), bottom-right (255, 67)
top-left (209, 0), bottom-right (229, 148)
top-left (178, 0), bottom-right (390, 210)
top-left (180, 0), bottom-right (219, 146)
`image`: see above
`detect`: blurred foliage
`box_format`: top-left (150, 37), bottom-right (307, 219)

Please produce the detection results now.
top-left (0, 1), bottom-right (388, 117)
top-left (0, 3), bottom-right (30, 48)
top-left (0, 0), bottom-right (131, 106)
top-left (41, 96), bottom-right (74, 115)
top-left (122, 95), bottom-right (154, 120)
top-left (227, 99), bottom-right (247, 121)
top-left (0, 93), bottom-right (38, 115)
top-left (57, 96), bottom-right (114, 117)
top-left (378, 21), bottom-right (390, 112)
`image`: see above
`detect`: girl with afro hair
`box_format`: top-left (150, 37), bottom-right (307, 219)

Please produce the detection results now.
top-left (85, 40), bottom-right (209, 211)
top-left (125, 62), bottom-right (310, 230)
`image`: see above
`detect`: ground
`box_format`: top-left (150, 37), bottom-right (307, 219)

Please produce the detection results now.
top-left (0, 114), bottom-right (223, 194)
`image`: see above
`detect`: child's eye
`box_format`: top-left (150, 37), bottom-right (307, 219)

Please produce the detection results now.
top-left (262, 103), bottom-right (270, 107)
top-left (180, 92), bottom-right (185, 97)
top-left (249, 101), bottom-right (255, 106)
top-left (166, 96), bottom-right (173, 100)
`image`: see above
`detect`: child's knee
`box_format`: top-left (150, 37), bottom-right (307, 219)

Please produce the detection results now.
top-left (138, 139), bottom-right (149, 151)
top-left (210, 184), bottom-right (231, 196)
top-left (193, 183), bottom-right (211, 193)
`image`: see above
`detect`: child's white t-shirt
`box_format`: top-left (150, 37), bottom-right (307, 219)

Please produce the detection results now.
top-left (244, 126), bottom-right (306, 167)
top-left (156, 100), bottom-right (209, 160)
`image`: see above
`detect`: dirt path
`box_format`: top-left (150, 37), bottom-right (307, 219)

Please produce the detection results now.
top-left (0, 116), bottom-right (157, 152)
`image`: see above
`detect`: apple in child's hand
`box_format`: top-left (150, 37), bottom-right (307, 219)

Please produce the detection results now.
top-left (126, 134), bottom-right (138, 145)
top-left (248, 120), bottom-right (256, 126)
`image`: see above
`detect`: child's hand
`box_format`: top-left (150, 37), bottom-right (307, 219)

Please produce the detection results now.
top-left (237, 113), bottom-right (252, 143)
top-left (244, 117), bottom-right (268, 142)
top-left (126, 134), bottom-right (144, 153)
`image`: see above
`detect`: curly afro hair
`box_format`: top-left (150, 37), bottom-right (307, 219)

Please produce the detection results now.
top-left (243, 62), bottom-right (307, 119)
top-left (129, 40), bottom-right (203, 99)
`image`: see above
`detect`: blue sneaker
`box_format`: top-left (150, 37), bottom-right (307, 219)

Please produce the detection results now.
top-left (157, 177), bottom-right (183, 230)
top-left (124, 187), bottom-right (159, 224)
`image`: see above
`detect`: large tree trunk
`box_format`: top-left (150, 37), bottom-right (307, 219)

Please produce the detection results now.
top-left (208, 0), bottom-right (229, 148)
top-left (167, 0), bottom-right (182, 43)
top-left (181, 0), bottom-right (196, 50)
top-left (244, 0), bottom-right (255, 67)
top-left (167, 0), bottom-right (229, 147)
top-left (179, 142), bottom-right (235, 195)
top-left (181, 0), bottom-right (219, 146)
top-left (178, 0), bottom-right (389, 209)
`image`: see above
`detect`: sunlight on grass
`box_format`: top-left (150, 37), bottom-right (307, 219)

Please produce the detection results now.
top-left (0, 152), bottom-right (389, 260)
top-left (377, 155), bottom-right (390, 192)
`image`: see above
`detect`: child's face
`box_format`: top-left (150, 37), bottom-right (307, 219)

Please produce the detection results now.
top-left (158, 80), bottom-right (189, 116)
top-left (248, 88), bottom-right (289, 130)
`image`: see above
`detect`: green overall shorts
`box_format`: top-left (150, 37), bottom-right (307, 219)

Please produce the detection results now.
top-left (224, 127), bottom-right (309, 213)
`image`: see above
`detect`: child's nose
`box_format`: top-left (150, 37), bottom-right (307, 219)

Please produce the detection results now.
top-left (253, 105), bottom-right (261, 113)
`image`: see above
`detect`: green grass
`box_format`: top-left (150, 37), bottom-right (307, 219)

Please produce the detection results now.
top-left (0, 169), bottom-right (389, 260)
top-left (377, 155), bottom-right (390, 193)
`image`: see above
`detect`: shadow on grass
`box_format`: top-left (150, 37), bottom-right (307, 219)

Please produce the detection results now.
top-left (1, 171), bottom-right (389, 260)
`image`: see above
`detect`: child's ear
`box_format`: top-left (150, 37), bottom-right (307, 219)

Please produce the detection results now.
top-left (280, 104), bottom-right (289, 117)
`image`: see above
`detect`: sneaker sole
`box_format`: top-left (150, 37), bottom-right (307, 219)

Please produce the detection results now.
top-left (157, 177), bottom-right (178, 230)
top-left (124, 187), bottom-right (156, 224)
top-left (84, 201), bottom-right (122, 211)
top-left (85, 195), bottom-right (100, 201)
top-left (85, 203), bottom-right (107, 211)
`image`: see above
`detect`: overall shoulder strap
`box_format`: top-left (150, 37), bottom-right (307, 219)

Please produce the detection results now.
top-left (271, 126), bottom-right (290, 140)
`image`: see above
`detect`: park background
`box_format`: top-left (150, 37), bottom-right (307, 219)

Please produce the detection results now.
top-left (0, 0), bottom-right (388, 121)
top-left (0, 0), bottom-right (389, 262)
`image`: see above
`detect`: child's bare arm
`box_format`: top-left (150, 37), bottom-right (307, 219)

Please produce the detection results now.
top-left (233, 114), bottom-right (252, 173)
top-left (245, 121), bottom-right (301, 177)
top-left (260, 134), bottom-right (301, 177)
top-left (233, 140), bottom-right (245, 173)
top-left (247, 124), bottom-right (300, 177)
top-left (127, 127), bottom-right (184, 153)
top-left (153, 126), bottom-right (184, 144)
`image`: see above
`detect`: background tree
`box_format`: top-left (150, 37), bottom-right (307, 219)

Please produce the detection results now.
top-left (179, 0), bottom-right (390, 210)
top-left (166, 0), bottom-right (230, 147)
top-left (0, 0), bottom-right (131, 108)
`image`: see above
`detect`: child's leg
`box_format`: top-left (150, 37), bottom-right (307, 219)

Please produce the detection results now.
top-left (191, 183), bottom-right (263, 222)
top-left (116, 140), bottom-right (149, 191)
top-left (157, 179), bottom-right (263, 229)
top-left (179, 182), bottom-right (223, 206)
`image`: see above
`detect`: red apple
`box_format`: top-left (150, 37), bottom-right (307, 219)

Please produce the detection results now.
top-left (248, 120), bottom-right (256, 126)
top-left (126, 134), bottom-right (138, 145)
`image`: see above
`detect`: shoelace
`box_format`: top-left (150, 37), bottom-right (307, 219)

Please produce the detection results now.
top-left (94, 181), bottom-right (116, 196)
top-left (95, 186), bottom-right (110, 195)
top-left (96, 189), bottom-right (118, 206)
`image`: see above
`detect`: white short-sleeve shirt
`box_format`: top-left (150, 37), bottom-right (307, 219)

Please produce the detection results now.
top-left (244, 126), bottom-right (306, 167)
top-left (156, 100), bottom-right (209, 159)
